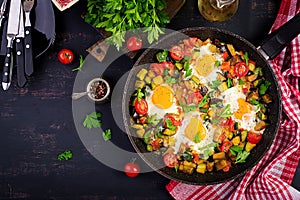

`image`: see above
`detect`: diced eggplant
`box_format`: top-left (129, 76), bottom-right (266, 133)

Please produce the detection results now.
top-left (254, 121), bottom-right (268, 131)
top-left (246, 90), bottom-right (259, 102)
top-left (210, 98), bottom-right (223, 105)
top-left (262, 94), bottom-right (272, 103)
top-left (247, 74), bottom-right (258, 82)
top-left (230, 55), bottom-right (242, 66)
top-left (200, 86), bottom-right (209, 96)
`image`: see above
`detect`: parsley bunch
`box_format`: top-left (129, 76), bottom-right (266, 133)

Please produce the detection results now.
top-left (85, 0), bottom-right (170, 50)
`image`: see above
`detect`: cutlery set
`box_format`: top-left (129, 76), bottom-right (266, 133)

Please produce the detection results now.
top-left (1, 0), bottom-right (34, 90)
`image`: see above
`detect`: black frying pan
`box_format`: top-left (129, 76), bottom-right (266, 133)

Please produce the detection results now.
top-left (122, 13), bottom-right (300, 185)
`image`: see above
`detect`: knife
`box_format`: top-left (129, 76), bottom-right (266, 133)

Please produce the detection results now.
top-left (15, 5), bottom-right (26, 87)
top-left (0, 0), bottom-right (7, 27)
top-left (1, 0), bottom-right (21, 90)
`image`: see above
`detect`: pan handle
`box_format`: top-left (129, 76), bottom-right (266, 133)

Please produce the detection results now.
top-left (257, 12), bottom-right (300, 60)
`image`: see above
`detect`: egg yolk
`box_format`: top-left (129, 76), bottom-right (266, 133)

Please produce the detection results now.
top-left (234, 98), bottom-right (251, 120)
top-left (152, 85), bottom-right (174, 109)
top-left (184, 117), bottom-right (206, 142)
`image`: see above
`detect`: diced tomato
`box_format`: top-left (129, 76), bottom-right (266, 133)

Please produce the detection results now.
top-left (150, 63), bottom-right (164, 75)
top-left (242, 87), bottom-right (249, 94)
top-left (163, 153), bottom-right (178, 168)
top-left (220, 141), bottom-right (233, 152)
top-left (234, 62), bottom-right (249, 77)
top-left (222, 117), bottom-right (235, 132)
top-left (218, 132), bottom-right (226, 143)
top-left (187, 91), bottom-right (203, 104)
top-left (192, 153), bottom-right (199, 163)
top-left (161, 62), bottom-right (175, 76)
top-left (247, 132), bottom-right (262, 144)
top-left (170, 45), bottom-right (184, 61)
top-left (134, 98), bottom-right (148, 115)
top-left (183, 37), bottom-right (197, 48)
top-left (223, 161), bottom-right (232, 172)
top-left (222, 51), bottom-right (229, 60)
top-left (150, 139), bottom-right (161, 150)
top-left (221, 61), bottom-right (231, 71)
top-left (184, 46), bottom-right (193, 56)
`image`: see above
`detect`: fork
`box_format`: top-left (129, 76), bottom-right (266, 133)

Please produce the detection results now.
top-left (23, 0), bottom-right (35, 76)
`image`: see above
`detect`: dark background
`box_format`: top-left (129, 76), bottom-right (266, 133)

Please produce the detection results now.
top-left (0, 0), bottom-right (299, 199)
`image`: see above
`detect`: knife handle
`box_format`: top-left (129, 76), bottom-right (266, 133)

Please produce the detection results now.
top-left (15, 37), bottom-right (27, 87)
top-left (2, 46), bottom-right (12, 89)
top-left (24, 26), bottom-right (33, 76)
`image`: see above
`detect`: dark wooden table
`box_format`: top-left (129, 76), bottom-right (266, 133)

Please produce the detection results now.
top-left (0, 0), bottom-right (299, 199)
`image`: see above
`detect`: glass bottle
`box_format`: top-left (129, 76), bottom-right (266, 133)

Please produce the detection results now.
top-left (198, 0), bottom-right (239, 22)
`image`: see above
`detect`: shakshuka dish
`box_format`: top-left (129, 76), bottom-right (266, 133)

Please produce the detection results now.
top-left (128, 37), bottom-right (272, 174)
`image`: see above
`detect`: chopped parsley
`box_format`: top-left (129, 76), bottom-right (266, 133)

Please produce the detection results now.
top-left (102, 129), bottom-right (112, 141)
top-left (58, 150), bottom-right (73, 161)
top-left (83, 112), bottom-right (102, 129)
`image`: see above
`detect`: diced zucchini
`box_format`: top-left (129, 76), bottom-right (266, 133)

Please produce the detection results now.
top-left (196, 163), bottom-right (207, 174)
top-left (213, 152), bottom-right (226, 160)
top-left (226, 44), bottom-right (236, 56)
top-left (136, 69), bottom-right (148, 80)
top-left (231, 136), bottom-right (240, 146)
top-left (135, 80), bottom-right (145, 89)
top-left (245, 142), bottom-right (256, 152)
top-left (175, 63), bottom-right (183, 70)
top-left (147, 144), bottom-right (153, 151)
top-left (136, 129), bottom-right (145, 138)
top-left (152, 76), bottom-right (163, 85)
top-left (147, 70), bottom-right (156, 78)
top-left (163, 128), bottom-right (176, 136)
top-left (144, 76), bottom-right (151, 84)
top-left (132, 124), bottom-right (144, 129)
top-left (218, 81), bottom-right (228, 92)
top-left (247, 74), bottom-right (258, 82)
top-left (215, 159), bottom-right (227, 171)
top-left (241, 130), bottom-right (247, 142)
top-left (206, 161), bottom-right (214, 172)
top-left (249, 62), bottom-right (256, 72)
top-left (191, 75), bottom-right (200, 85)
top-left (253, 79), bottom-right (262, 87)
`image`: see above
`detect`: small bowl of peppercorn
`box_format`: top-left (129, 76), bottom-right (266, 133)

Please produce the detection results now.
top-left (86, 78), bottom-right (111, 103)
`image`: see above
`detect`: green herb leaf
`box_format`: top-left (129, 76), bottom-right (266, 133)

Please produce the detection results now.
top-left (185, 104), bottom-right (197, 112)
top-left (174, 165), bottom-right (179, 173)
top-left (136, 88), bottom-right (145, 102)
top-left (198, 94), bottom-right (209, 108)
top-left (244, 52), bottom-right (249, 66)
top-left (165, 76), bottom-right (176, 84)
top-left (194, 132), bottom-right (201, 143)
top-left (229, 145), bottom-right (243, 156)
top-left (210, 80), bottom-right (221, 89)
top-left (182, 152), bottom-right (193, 161)
top-left (102, 129), bottom-right (112, 141)
top-left (156, 50), bottom-right (168, 62)
top-left (217, 104), bottom-right (233, 119)
top-left (238, 79), bottom-right (245, 85)
top-left (165, 118), bottom-right (176, 131)
top-left (215, 60), bottom-right (221, 67)
top-left (227, 78), bottom-right (233, 88)
top-left (198, 142), bottom-right (218, 151)
top-left (72, 55), bottom-right (84, 71)
top-left (83, 112), bottom-right (102, 129)
top-left (249, 99), bottom-right (260, 105)
top-left (259, 80), bottom-right (271, 95)
top-left (58, 150), bottom-right (73, 161)
top-left (146, 114), bottom-right (160, 126)
top-left (235, 151), bottom-right (250, 164)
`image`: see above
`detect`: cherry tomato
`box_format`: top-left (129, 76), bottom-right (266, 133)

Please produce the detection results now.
top-left (150, 63), bottom-right (164, 76)
top-left (58, 48), bottom-right (74, 64)
top-left (134, 98), bottom-right (148, 115)
top-left (124, 160), bottom-right (140, 178)
top-left (234, 62), bottom-right (249, 77)
top-left (220, 141), bottom-right (233, 152)
top-left (247, 132), bottom-right (262, 144)
top-left (222, 51), bottom-right (229, 60)
top-left (164, 115), bottom-right (181, 127)
top-left (163, 153), bottom-right (178, 168)
top-left (126, 36), bottom-right (142, 51)
top-left (187, 91), bottom-right (203, 104)
top-left (170, 45), bottom-right (184, 61)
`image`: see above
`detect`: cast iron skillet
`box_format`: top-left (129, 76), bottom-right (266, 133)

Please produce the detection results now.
top-left (122, 13), bottom-right (300, 185)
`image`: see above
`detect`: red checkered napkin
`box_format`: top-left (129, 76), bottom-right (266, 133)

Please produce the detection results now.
top-left (166, 1), bottom-right (300, 199)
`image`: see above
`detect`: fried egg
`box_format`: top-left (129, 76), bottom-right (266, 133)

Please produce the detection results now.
top-left (146, 85), bottom-right (181, 119)
top-left (187, 43), bottom-right (223, 85)
top-left (172, 111), bottom-right (215, 154)
top-left (222, 86), bottom-right (259, 132)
